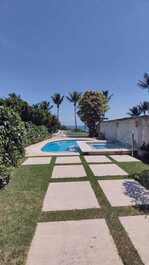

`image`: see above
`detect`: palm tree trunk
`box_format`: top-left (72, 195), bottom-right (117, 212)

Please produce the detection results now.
top-left (74, 105), bottom-right (77, 130)
top-left (57, 106), bottom-right (59, 120)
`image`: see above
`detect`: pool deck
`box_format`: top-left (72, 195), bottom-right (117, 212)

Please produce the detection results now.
top-left (25, 136), bottom-right (131, 157)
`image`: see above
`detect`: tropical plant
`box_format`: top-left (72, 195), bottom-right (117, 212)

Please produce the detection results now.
top-left (139, 101), bottom-right (149, 115)
top-left (138, 73), bottom-right (149, 91)
top-left (128, 106), bottom-right (141, 117)
top-left (102, 90), bottom-right (113, 119)
top-left (33, 101), bottom-right (53, 112)
top-left (78, 90), bottom-right (109, 137)
top-left (51, 93), bottom-right (64, 120)
top-left (67, 91), bottom-right (82, 130)
top-left (0, 164), bottom-right (10, 188)
top-left (24, 123), bottom-right (49, 146)
top-left (0, 106), bottom-right (25, 166)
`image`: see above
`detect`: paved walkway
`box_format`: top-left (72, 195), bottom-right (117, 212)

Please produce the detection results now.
top-left (25, 155), bottom-right (149, 265)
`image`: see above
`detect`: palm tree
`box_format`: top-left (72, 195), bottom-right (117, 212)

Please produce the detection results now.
top-left (138, 73), bottom-right (149, 91)
top-left (67, 91), bottom-right (81, 130)
top-left (102, 90), bottom-right (113, 102)
top-left (128, 106), bottom-right (141, 117)
top-left (51, 93), bottom-right (64, 120)
top-left (101, 90), bottom-right (113, 120)
top-left (39, 101), bottom-right (53, 112)
top-left (139, 101), bottom-right (149, 115)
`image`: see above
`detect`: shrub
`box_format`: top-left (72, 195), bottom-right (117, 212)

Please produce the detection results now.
top-left (136, 170), bottom-right (149, 189)
top-left (25, 122), bottom-right (49, 145)
top-left (0, 164), bottom-right (10, 188)
top-left (140, 142), bottom-right (149, 151)
top-left (0, 106), bottom-right (25, 166)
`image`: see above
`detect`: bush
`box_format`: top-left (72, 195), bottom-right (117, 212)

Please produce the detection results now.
top-left (136, 170), bottom-right (149, 189)
top-left (0, 106), bottom-right (25, 166)
top-left (25, 122), bottom-right (49, 145)
top-left (78, 90), bottom-right (109, 137)
top-left (0, 164), bottom-right (10, 188)
top-left (140, 142), bottom-right (149, 151)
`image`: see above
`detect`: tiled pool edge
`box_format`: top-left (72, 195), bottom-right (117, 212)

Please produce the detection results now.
top-left (25, 137), bottom-right (131, 158)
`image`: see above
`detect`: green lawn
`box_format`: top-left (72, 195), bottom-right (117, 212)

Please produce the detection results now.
top-left (0, 160), bottom-right (55, 265)
top-left (0, 156), bottom-right (149, 265)
top-left (64, 129), bottom-right (88, 137)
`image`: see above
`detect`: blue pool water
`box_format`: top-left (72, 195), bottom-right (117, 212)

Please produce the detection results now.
top-left (42, 140), bottom-right (80, 152)
top-left (91, 142), bottom-right (127, 149)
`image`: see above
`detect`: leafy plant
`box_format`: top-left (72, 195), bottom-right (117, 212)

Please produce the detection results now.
top-left (0, 106), bottom-right (25, 166)
top-left (24, 123), bottom-right (49, 145)
top-left (78, 90), bottom-right (109, 137)
top-left (136, 170), bottom-right (149, 189)
top-left (0, 164), bottom-right (10, 188)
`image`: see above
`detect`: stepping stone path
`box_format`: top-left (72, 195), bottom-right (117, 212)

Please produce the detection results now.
top-left (110, 155), bottom-right (140, 162)
top-left (22, 157), bottom-right (51, 165)
top-left (26, 219), bottom-right (123, 265)
top-left (42, 181), bottom-right (100, 211)
top-left (98, 179), bottom-right (149, 206)
top-left (84, 155), bottom-right (111, 163)
top-left (120, 215), bottom-right (149, 265)
top-left (89, 163), bottom-right (128, 177)
top-left (52, 164), bottom-right (87, 178)
top-left (26, 154), bottom-right (149, 265)
top-left (55, 156), bottom-right (81, 164)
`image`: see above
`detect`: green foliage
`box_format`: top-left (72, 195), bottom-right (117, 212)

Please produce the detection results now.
top-left (78, 90), bottom-right (109, 137)
top-left (24, 123), bottom-right (49, 146)
top-left (136, 170), bottom-right (149, 189)
top-left (139, 101), bottom-right (149, 115)
top-left (0, 106), bottom-right (25, 166)
top-left (138, 73), bottom-right (149, 91)
top-left (128, 106), bottom-right (141, 116)
top-left (51, 93), bottom-right (64, 119)
top-left (3, 93), bottom-right (60, 132)
top-left (0, 164), bottom-right (10, 188)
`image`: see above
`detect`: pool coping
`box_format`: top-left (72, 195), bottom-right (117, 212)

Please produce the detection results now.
top-left (25, 137), bottom-right (95, 157)
top-left (25, 137), bottom-right (131, 157)
top-left (77, 141), bottom-right (131, 155)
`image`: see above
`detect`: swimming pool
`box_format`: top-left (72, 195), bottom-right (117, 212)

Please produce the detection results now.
top-left (41, 140), bottom-right (80, 152)
top-left (91, 142), bottom-right (127, 150)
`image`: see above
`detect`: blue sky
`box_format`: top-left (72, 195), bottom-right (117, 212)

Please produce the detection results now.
top-left (0, 0), bottom-right (148, 125)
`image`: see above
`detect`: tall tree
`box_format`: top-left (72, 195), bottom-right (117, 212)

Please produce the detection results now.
top-left (33, 101), bottom-right (53, 112)
top-left (102, 90), bottom-right (113, 119)
top-left (78, 90), bottom-right (109, 137)
top-left (51, 93), bottom-right (64, 120)
top-left (128, 106), bottom-right (141, 117)
top-left (138, 73), bottom-right (149, 91)
top-left (139, 101), bottom-right (149, 115)
top-left (67, 91), bottom-right (82, 129)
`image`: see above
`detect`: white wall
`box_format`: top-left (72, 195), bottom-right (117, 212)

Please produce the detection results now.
top-left (100, 116), bottom-right (149, 148)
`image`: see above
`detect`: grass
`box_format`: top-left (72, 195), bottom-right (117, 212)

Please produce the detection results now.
top-left (64, 129), bottom-right (88, 137)
top-left (0, 155), bottom-right (149, 265)
top-left (0, 159), bottom-right (55, 265)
